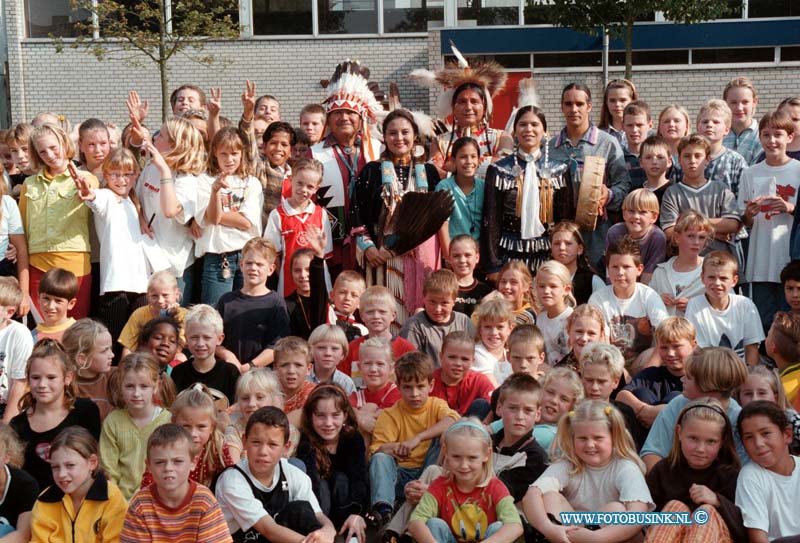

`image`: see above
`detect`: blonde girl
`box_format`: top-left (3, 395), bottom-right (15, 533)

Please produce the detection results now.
top-left (549, 221), bottom-right (604, 306)
top-left (524, 400), bottom-right (653, 543)
top-left (196, 126), bottom-right (263, 305)
top-left (141, 384), bottom-right (233, 488)
top-left (650, 209), bottom-right (712, 317)
top-left (223, 368), bottom-right (299, 462)
top-left (131, 115), bottom-right (205, 302)
top-left (534, 367), bottom-right (583, 454)
top-left (99, 353), bottom-right (171, 499)
top-left (408, 418), bottom-right (523, 543)
top-left (735, 363), bottom-right (800, 452)
top-left (657, 105), bottom-right (691, 160)
top-left (21, 123), bottom-right (96, 318)
top-left (535, 260), bottom-right (576, 366)
top-left (471, 296), bottom-right (514, 385)
top-left (645, 399), bottom-right (745, 543)
top-left (62, 319), bottom-right (115, 420)
top-left (309, 324), bottom-right (356, 396)
top-left (599, 79), bottom-right (638, 146)
top-left (556, 303), bottom-right (607, 371)
top-left (0, 423), bottom-right (36, 541)
top-left (30, 427), bottom-right (127, 543)
top-left (497, 260), bottom-right (535, 325)
top-left (118, 270), bottom-right (188, 357)
top-left (75, 148), bottom-right (151, 341)
top-left (10, 340), bottom-right (101, 489)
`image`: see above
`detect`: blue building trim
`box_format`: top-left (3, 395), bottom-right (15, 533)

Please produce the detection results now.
top-left (441, 19), bottom-right (800, 54)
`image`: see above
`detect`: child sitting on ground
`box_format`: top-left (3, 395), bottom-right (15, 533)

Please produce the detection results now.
top-left (449, 235), bottom-right (492, 318)
top-left (641, 346), bottom-right (749, 471)
top-left (273, 336), bottom-right (316, 427)
top-left (605, 189), bottom-right (667, 284)
top-left (471, 296), bottom-right (514, 385)
top-left (348, 337), bottom-right (401, 444)
top-left (400, 269), bottom-right (474, 367)
top-left (32, 267), bottom-right (77, 343)
top-left (431, 331), bottom-right (495, 418)
top-left (368, 352), bottom-right (459, 528)
top-left (307, 324), bottom-right (356, 396)
top-left (121, 424), bottom-right (233, 543)
top-left (768, 311), bottom-right (800, 404)
top-left (617, 317), bottom-right (693, 429)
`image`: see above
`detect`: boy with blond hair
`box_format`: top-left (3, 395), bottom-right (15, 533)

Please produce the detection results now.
top-left (616, 317), bottom-right (695, 428)
top-left (368, 352), bottom-right (459, 527)
top-left (605, 189), bottom-right (666, 284)
top-left (739, 110), bottom-right (800, 331)
top-left (400, 269), bottom-right (475, 366)
top-left (693, 99), bottom-right (747, 196)
top-left (338, 285), bottom-right (414, 384)
top-left (722, 76), bottom-right (762, 165)
top-left (0, 277), bottom-right (33, 422)
top-left (686, 251), bottom-right (763, 366)
top-left (172, 304), bottom-right (240, 405)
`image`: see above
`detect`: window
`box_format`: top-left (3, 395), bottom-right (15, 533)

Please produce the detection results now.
top-left (533, 51), bottom-right (601, 68)
top-left (318, 0), bottom-right (378, 34)
top-left (748, 0), bottom-right (800, 17)
top-left (384, 0), bottom-right (444, 33)
top-left (524, 0), bottom-right (550, 24)
top-left (253, 0), bottom-right (312, 35)
top-left (609, 49), bottom-right (689, 66)
top-left (26, 0), bottom-right (91, 37)
top-left (692, 46), bottom-right (774, 63)
top-left (458, 0), bottom-right (519, 26)
top-left (782, 46), bottom-right (800, 61)
top-left (444, 53), bottom-right (530, 69)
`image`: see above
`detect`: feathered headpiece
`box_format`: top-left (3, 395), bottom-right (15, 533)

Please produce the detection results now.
top-left (409, 40), bottom-right (507, 121)
top-left (504, 77), bottom-right (541, 134)
top-left (324, 60), bottom-right (386, 123)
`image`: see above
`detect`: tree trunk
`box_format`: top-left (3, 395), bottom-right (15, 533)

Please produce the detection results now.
top-left (625, 16), bottom-right (634, 80)
top-left (159, 0), bottom-right (169, 122)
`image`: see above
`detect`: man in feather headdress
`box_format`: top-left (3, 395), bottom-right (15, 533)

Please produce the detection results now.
top-left (311, 60), bottom-right (384, 279)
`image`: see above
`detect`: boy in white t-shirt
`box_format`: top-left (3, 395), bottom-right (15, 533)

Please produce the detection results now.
top-left (738, 110), bottom-right (800, 333)
top-left (686, 251), bottom-right (764, 366)
top-left (0, 277), bottom-right (33, 422)
top-left (589, 236), bottom-right (668, 370)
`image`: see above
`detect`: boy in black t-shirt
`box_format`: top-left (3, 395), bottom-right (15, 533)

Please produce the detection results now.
top-left (616, 317), bottom-right (694, 428)
top-left (172, 304), bottom-right (240, 406)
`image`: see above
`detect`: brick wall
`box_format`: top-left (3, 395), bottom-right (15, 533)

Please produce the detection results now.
top-left (9, 35), bottom-right (430, 127)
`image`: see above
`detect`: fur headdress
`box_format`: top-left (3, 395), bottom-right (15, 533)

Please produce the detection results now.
top-left (504, 77), bottom-right (541, 134)
top-left (409, 40), bottom-right (507, 121)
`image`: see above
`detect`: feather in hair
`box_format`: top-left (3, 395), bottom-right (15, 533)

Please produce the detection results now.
top-left (408, 69), bottom-right (439, 88)
top-left (449, 40), bottom-right (470, 69)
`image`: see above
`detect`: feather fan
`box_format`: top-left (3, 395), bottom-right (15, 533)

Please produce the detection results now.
top-left (383, 191), bottom-right (454, 256)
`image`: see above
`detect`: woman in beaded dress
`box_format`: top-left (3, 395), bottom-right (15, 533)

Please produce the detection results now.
top-left (482, 105), bottom-right (573, 280)
top-left (348, 109), bottom-right (441, 328)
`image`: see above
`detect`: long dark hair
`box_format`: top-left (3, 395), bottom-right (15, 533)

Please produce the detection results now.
top-left (300, 385), bottom-right (360, 478)
top-left (513, 105), bottom-right (547, 133)
top-left (381, 109), bottom-right (421, 161)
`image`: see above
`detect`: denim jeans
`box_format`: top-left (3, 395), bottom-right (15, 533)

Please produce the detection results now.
top-left (176, 262), bottom-right (195, 308)
top-left (369, 438), bottom-right (441, 507)
top-left (748, 281), bottom-right (789, 335)
top-left (201, 251), bottom-right (243, 305)
top-left (426, 517), bottom-right (502, 543)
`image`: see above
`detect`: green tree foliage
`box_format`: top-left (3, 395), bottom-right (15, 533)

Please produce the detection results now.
top-left (55, 0), bottom-right (239, 120)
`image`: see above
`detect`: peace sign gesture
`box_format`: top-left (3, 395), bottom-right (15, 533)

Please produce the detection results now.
top-left (241, 80), bottom-right (256, 120)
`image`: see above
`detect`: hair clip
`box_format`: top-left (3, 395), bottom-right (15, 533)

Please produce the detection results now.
top-left (192, 383), bottom-right (205, 392)
top-left (604, 405), bottom-right (613, 416)
top-left (568, 411), bottom-right (575, 418)
top-left (58, 115), bottom-right (65, 122)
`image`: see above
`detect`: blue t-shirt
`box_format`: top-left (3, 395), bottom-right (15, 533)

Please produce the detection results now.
top-left (641, 394), bottom-right (748, 464)
top-left (436, 176), bottom-right (485, 240)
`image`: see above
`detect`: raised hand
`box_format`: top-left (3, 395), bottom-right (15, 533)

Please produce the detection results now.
top-left (306, 225), bottom-right (327, 258)
top-left (241, 80), bottom-right (256, 120)
top-left (69, 163), bottom-right (95, 201)
top-left (208, 87), bottom-right (222, 117)
top-left (126, 90), bottom-right (149, 124)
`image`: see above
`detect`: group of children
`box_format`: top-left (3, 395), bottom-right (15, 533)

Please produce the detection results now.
top-left (0, 73), bottom-right (794, 543)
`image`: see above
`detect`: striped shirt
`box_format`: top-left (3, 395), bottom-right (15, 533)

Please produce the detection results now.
top-left (121, 481), bottom-right (232, 543)
top-left (723, 118), bottom-right (763, 165)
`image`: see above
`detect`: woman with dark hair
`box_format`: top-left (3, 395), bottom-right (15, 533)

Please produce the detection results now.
top-left (482, 103), bottom-right (572, 279)
top-left (348, 109), bottom-right (442, 327)
top-left (430, 81), bottom-right (514, 180)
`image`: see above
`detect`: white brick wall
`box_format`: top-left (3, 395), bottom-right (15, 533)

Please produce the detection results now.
top-left (10, 35), bottom-right (430, 127)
